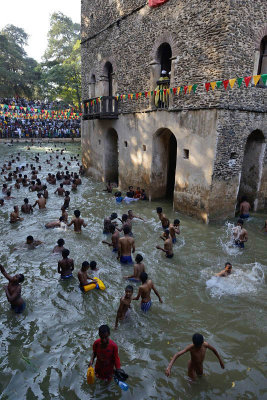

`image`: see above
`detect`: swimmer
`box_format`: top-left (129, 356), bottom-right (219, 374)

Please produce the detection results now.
top-left (10, 206), bottom-right (24, 223)
top-left (233, 219), bottom-right (248, 248)
top-left (53, 238), bottom-right (65, 253)
top-left (239, 196), bottom-right (251, 219)
top-left (156, 207), bottom-right (170, 230)
top-left (78, 261), bottom-right (97, 290)
top-left (33, 193), bottom-right (46, 209)
top-left (68, 209), bottom-right (87, 233)
top-left (42, 185), bottom-right (49, 199)
top-left (25, 235), bottom-right (43, 249)
top-left (157, 229), bottom-right (174, 258)
top-left (215, 262), bottom-right (232, 277)
top-left (4, 190), bottom-right (15, 200)
top-left (14, 179), bottom-right (20, 189)
top-left (127, 210), bottom-right (145, 222)
top-left (124, 254), bottom-right (145, 282)
top-left (103, 212), bottom-right (118, 234)
top-left (169, 219), bottom-right (180, 243)
top-left (165, 333), bottom-right (224, 380)
top-left (133, 272), bottom-right (162, 312)
top-left (21, 198), bottom-right (33, 214)
top-left (118, 226), bottom-right (135, 264)
top-left (0, 264), bottom-right (26, 314)
top-left (58, 249), bottom-right (74, 279)
top-left (45, 216), bottom-right (66, 229)
top-left (102, 224), bottom-right (120, 252)
top-left (115, 285), bottom-right (133, 329)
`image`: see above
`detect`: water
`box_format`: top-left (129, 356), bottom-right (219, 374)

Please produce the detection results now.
top-left (0, 143), bottom-right (266, 400)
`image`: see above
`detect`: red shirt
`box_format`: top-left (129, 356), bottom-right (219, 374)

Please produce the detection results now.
top-left (93, 339), bottom-right (121, 380)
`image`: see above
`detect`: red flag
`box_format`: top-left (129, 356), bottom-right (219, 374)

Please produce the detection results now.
top-left (163, 89), bottom-right (167, 95)
top-left (244, 76), bottom-right (252, 87)
top-left (184, 86), bottom-right (188, 94)
top-left (145, 91), bottom-right (148, 98)
top-left (223, 80), bottom-right (229, 90)
top-left (128, 94), bottom-right (131, 99)
top-left (205, 83), bottom-right (211, 92)
top-left (136, 93), bottom-right (139, 99)
top-left (149, 0), bottom-right (169, 7)
top-left (173, 87), bottom-right (177, 95)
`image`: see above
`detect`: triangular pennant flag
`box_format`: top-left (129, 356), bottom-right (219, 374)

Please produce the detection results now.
top-left (163, 89), bottom-right (167, 95)
top-left (210, 82), bottom-right (216, 90)
top-left (136, 93), bottom-right (139, 99)
top-left (170, 88), bottom-right (173, 94)
top-left (237, 77), bottom-right (243, 87)
top-left (177, 87), bottom-right (180, 94)
top-left (192, 84), bottom-right (198, 93)
top-left (216, 81), bottom-right (222, 89)
top-left (244, 76), bottom-right (251, 87)
top-left (180, 86), bottom-right (184, 94)
top-left (184, 86), bottom-right (188, 94)
top-left (205, 82), bottom-right (211, 92)
top-left (173, 87), bottom-right (177, 95)
top-left (253, 75), bottom-right (261, 86)
top-left (123, 95), bottom-right (126, 100)
top-left (167, 89), bottom-right (170, 94)
top-left (188, 85), bottom-right (193, 94)
top-left (261, 74), bottom-right (267, 85)
top-left (229, 78), bottom-right (236, 89)
top-left (223, 80), bottom-right (229, 90)
top-left (151, 91), bottom-right (154, 96)
top-left (128, 94), bottom-right (131, 99)
top-left (145, 91), bottom-right (148, 98)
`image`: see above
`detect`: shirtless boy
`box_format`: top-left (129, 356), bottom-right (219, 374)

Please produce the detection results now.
top-left (233, 219), bottom-right (248, 248)
top-left (156, 207), bottom-right (169, 230)
top-left (58, 248), bottom-right (74, 279)
top-left (55, 183), bottom-right (65, 196)
top-left (169, 219), bottom-right (180, 244)
top-left (133, 272), bottom-right (162, 312)
top-left (68, 209), bottom-right (87, 233)
top-left (102, 224), bottom-right (120, 252)
top-left (10, 206), bottom-right (24, 223)
top-left (157, 229), bottom-right (174, 258)
top-left (124, 254), bottom-right (145, 282)
top-left (239, 196), bottom-right (251, 219)
top-left (165, 333), bottom-right (224, 380)
top-left (215, 262), bottom-right (232, 277)
top-left (25, 235), bottom-right (43, 249)
top-left (21, 198), bottom-right (33, 214)
top-left (78, 261), bottom-right (97, 290)
top-left (0, 264), bottom-right (26, 313)
top-left (53, 238), bottom-right (65, 253)
top-left (33, 193), bottom-right (46, 209)
top-left (127, 210), bottom-right (145, 222)
top-left (115, 285), bottom-right (133, 329)
top-left (103, 213), bottom-right (118, 234)
top-left (118, 226), bottom-right (135, 264)
top-left (61, 206), bottom-right (68, 223)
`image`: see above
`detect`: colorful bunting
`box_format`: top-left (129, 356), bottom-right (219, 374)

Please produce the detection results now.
top-left (229, 78), bottom-right (236, 89)
top-left (244, 76), bottom-right (252, 87)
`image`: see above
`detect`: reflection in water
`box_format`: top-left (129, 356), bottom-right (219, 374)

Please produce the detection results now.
top-left (0, 143), bottom-right (266, 400)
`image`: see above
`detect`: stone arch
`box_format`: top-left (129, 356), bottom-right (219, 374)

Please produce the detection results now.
top-left (104, 128), bottom-right (119, 184)
top-left (237, 129), bottom-right (266, 211)
top-left (150, 128), bottom-right (177, 200)
top-left (257, 35), bottom-right (267, 75)
top-left (151, 32), bottom-right (177, 60)
top-left (254, 24), bottom-right (267, 50)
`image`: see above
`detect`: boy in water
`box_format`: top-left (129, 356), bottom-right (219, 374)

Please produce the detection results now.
top-left (215, 262), bottom-right (232, 277)
top-left (58, 248), bottom-right (74, 279)
top-left (21, 198), bottom-right (33, 214)
top-left (53, 238), bottom-right (65, 253)
top-left (115, 285), bottom-right (133, 329)
top-left (0, 264), bottom-right (26, 313)
top-left (118, 226), bottom-right (135, 264)
top-left (133, 272), bottom-right (162, 312)
top-left (157, 229), bottom-right (174, 258)
top-left (102, 224), bottom-right (120, 252)
top-left (10, 206), bottom-right (24, 223)
top-left (68, 209), bottom-right (87, 233)
top-left (169, 219), bottom-right (180, 243)
top-left (33, 193), bottom-right (46, 209)
top-left (124, 254), bottom-right (145, 282)
top-left (233, 219), bottom-right (248, 248)
top-left (239, 196), bottom-right (251, 219)
top-left (156, 207), bottom-right (170, 230)
top-left (165, 333), bottom-right (224, 380)
top-left (25, 235), bottom-right (43, 249)
top-left (78, 261), bottom-right (97, 290)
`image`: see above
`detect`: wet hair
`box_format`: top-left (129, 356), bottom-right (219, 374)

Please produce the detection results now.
top-left (90, 261), bottom-right (97, 270)
top-left (135, 254), bottom-right (143, 263)
top-left (82, 261), bottom-right (90, 270)
top-left (174, 219), bottom-right (180, 225)
top-left (122, 214), bottom-right (128, 222)
top-left (6, 191), bottom-right (11, 196)
top-left (74, 209), bottom-right (81, 218)
top-left (24, 198), bottom-right (29, 204)
top-left (18, 274), bottom-right (24, 283)
top-left (27, 235), bottom-right (33, 242)
top-left (62, 249), bottom-right (70, 258)
top-left (57, 238), bottom-right (65, 246)
top-left (140, 272), bottom-right (148, 284)
top-left (123, 225), bottom-right (130, 235)
top-left (110, 224), bottom-right (115, 233)
top-left (59, 216), bottom-right (64, 222)
top-left (125, 285), bottom-right (133, 292)
top-left (237, 219), bottom-right (244, 225)
top-left (225, 262), bottom-right (232, 268)
top-left (192, 333), bottom-right (204, 347)
top-left (156, 207), bottom-right (162, 213)
top-left (60, 183), bottom-right (63, 187)
top-left (65, 191), bottom-right (70, 196)
top-left (37, 193), bottom-right (42, 197)
top-left (110, 213), bottom-right (118, 220)
top-left (99, 324), bottom-right (110, 336)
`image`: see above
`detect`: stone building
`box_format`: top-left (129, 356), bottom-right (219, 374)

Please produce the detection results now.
top-left (81, 0), bottom-right (267, 222)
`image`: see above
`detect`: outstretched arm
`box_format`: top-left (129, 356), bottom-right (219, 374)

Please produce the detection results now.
top-left (165, 345), bottom-right (192, 376)
top-left (0, 265), bottom-right (12, 281)
top-left (156, 245), bottom-right (167, 253)
top-left (67, 220), bottom-right (74, 227)
top-left (206, 343), bottom-right (224, 369)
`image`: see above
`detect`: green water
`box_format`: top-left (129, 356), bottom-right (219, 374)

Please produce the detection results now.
top-left (0, 143), bottom-right (266, 400)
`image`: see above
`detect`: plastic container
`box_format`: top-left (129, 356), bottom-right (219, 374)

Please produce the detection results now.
top-left (87, 366), bottom-right (95, 384)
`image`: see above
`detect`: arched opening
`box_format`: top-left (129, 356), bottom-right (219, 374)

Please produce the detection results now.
top-left (154, 43), bottom-right (172, 109)
top-left (103, 62), bottom-right (113, 96)
top-left (156, 42), bottom-right (172, 74)
top-left (258, 36), bottom-right (267, 75)
top-left (151, 128), bottom-right (177, 200)
top-left (104, 128), bottom-right (119, 185)
top-left (90, 74), bottom-right (96, 98)
top-left (237, 130), bottom-right (265, 210)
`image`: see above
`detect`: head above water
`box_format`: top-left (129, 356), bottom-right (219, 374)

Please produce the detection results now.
top-left (110, 213), bottom-right (118, 221)
top-left (164, 229), bottom-right (170, 237)
top-left (57, 238), bottom-right (65, 247)
top-left (237, 219), bottom-right (244, 226)
top-left (123, 225), bottom-right (130, 235)
top-left (62, 248), bottom-right (70, 259)
top-left (122, 214), bottom-right (128, 222)
top-left (16, 273), bottom-right (25, 284)
top-left (125, 285), bottom-right (133, 297)
top-left (74, 210), bottom-right (80, 218)
top-left (225, 262), bottom-right (232, 272)
top-left (90, 261), bottom-right (97, 270)
top-left (135, 254), bottom-right (143, 263)
top-left (241, 196), bottom-right (248, 202)
top-left (82, 261), bottom-right (90, 270)
top-left (192, 333), bottom-right (204, 347)
top-left (26, 235), bottom-right (34, 244)
top-left (156, 207), bottom-right (162, 214)
top-left (140, 271), bottom-right (148, 284)
top-left (174, 219), bottom-right (180, 225)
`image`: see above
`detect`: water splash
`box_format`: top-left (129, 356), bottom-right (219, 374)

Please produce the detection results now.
top-left (218, 221), bottom-right (241, 256)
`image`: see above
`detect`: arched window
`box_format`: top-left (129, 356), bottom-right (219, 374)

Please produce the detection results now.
top-left (154, 43), bottom-right (172, 109)
top-left (157, 42), bottom-right (172, 75)
top-left (258, 36), bottom-right (267, 75)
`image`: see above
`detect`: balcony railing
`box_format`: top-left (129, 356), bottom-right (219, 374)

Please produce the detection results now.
top-left (83, 96), bottom-right (119, 120)
top-left (155, 79), bottom-right (170, 110)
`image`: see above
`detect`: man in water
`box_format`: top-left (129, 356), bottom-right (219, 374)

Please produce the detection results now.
top-left (53, 238), bottom-right (65, 253)
top-left (233, 219), bottom-right (248, 248)
top-left (169, 219), bottom-right (180, 244)
top-left (0, 264), bottom-right (26, 313)
top-left (88, 325), bottom-right (121, 382)
top-left (118, 214), bottom-right (133, 236)
top-left (115, 285), bottom-right (134, 329)
top-left (102, 224), bottom-right (120, 252)
top-left (21, 198), bottom-right (33, 214)
top-left (103, 212), bottom-right (118, 234)
top-left (61, 206), bottom-right (68, 223)
top-left (55, 183), bottom-right (65, 196)
top-left (25, 235), bottom-right (43, 249)
top-left (68, 209), bottom-right (87, 233)
top-left (118, 226), bottom-right (135, 264)
top-left (10, 206), bottom-right (24, 223)
top-left (45, 216), bottom-right (66, 229)
top-left (127, 209), bottom-right (145, 222)
top-left (133, 272), bottom-right (162, 312)
top-left (215, 262), bottom-right (232, 277)
top-left (58, 248), bottom-right (74, 279)
top-left (33, 193), bottom-right (46, 209)
top-left (156, 207), bottom-right (169, 230)
top-left (165, 333), bottom-right (224, 380)
top-left (156, 229), bottom-right (174, 258)
top-left (78, 261), bottom-right (97, 290)
top-left (124, 254), bottom-right (145, 282)
top-left (239, 196), bottom-right (251, 219)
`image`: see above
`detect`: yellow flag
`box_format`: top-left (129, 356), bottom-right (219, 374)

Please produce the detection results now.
top-left (130, 94), bottom-right (133, 100)
top-left (177, 87), bottom-right (180, 94)
top-left (229, 78), bottom-right (236, 89)
top-left (123, 95), bottom-right (126, 100)
top-left (188, 85), bottom-right (193, 94)
top-left (253, 75), bottom-right (261, 86)
top-left (167, 89), bottom-right (170, 94)
top-left (210, 82), bottom-right (217, 90)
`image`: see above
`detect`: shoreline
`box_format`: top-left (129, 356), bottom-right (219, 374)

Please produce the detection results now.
top-left (0, 138), bottom-right (81, 143)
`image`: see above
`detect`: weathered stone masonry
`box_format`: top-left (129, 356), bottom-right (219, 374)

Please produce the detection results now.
top-left (81, 0), bottom-right (267, 222)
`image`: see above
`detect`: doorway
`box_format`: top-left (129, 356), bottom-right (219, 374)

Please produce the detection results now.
top-left (104, 128), bottom-right (119, 184)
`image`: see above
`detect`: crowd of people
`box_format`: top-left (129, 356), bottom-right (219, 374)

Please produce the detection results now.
top-left (0, 146), bottom-right (266, 391)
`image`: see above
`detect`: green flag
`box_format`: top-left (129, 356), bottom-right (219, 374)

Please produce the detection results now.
top-left (237, 77), bottom-right (243, 87)
top-left (261, 74), bottom-right (267, 85)
top-left (216, 81), bottom-right (222, 89)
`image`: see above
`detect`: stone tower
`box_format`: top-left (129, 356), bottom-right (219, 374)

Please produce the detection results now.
top-left (81, 0), bottom-right (267, 222)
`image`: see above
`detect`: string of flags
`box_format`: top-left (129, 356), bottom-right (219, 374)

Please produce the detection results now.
top-left (84, 73), bottom-right (267, 107)
top-left (0, 104), bottom-right (82, 120)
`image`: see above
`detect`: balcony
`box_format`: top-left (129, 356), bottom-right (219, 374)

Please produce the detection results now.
top-left (83, 96), bottom-right (119, 120)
